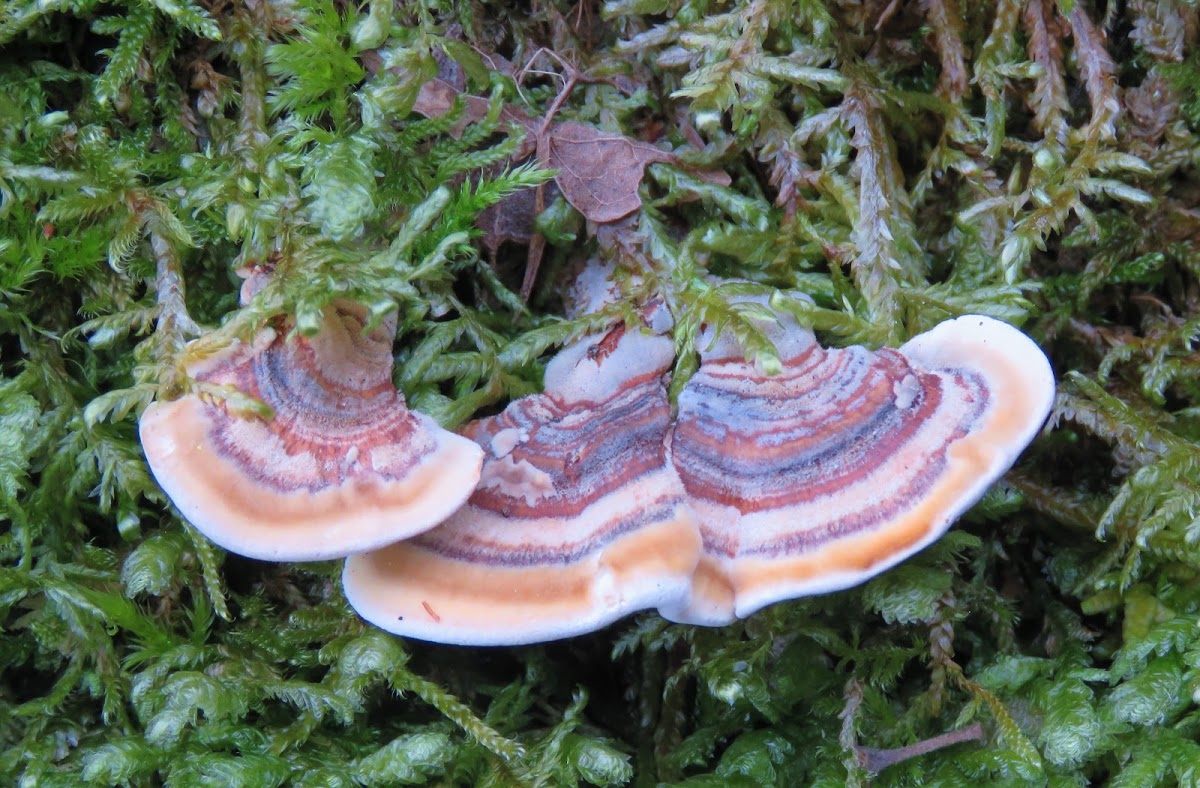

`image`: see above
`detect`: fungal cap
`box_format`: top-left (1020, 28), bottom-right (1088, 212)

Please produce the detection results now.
top-left (343, 327), bottom-right (701, 645)
top-left (139, 303), bottom-right (484, 561)
top-left (667, 314), bottom-right (1055, 625)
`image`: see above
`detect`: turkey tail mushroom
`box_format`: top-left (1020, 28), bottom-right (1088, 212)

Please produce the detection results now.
top-left (139, 301), bottom-right (483, 562)
top-left (342, 323), bottom-right (701, 645)
top-left (665, 310), bottom-right (1055, 625)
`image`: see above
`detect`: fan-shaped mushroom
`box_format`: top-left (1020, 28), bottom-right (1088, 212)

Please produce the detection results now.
top-left (139, 301), bottom-right (483, 561)
top-left (342, 324), bottom-right (701, 645)
top-left (666, 311), bottom-right (1055, 625)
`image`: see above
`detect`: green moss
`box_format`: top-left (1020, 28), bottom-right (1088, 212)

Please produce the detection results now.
top-left (3, 0), bottom-right (1200, 784)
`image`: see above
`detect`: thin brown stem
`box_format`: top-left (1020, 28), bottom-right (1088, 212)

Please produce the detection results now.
top-left (855, 722), bottom-right (986, 773)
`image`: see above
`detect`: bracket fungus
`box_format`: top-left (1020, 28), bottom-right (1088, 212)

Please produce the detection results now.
top-left (339, 284), bottom-right (1054, 644)
top-left (343, 293), bottom-right (1054, 644)
top-left (139, 301), bottom-right (483, 561)
top-left (667, 310), bottom-right (1056, 625)
top-left (148, 269), bottom-right (1053, 641)
top-left (342, 324), bottom-right (702, 645)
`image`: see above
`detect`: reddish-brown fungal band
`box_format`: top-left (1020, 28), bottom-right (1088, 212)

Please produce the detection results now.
top-left (342, 326), bottom-right (702, 646)
top-left (139, 301), bottom-right (483, 561)
top-left (665, 312), bottom-right (1055, 626)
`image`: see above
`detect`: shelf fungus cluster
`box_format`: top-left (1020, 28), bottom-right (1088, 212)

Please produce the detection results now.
top-left (141, 295), bottom-right (1054, 645)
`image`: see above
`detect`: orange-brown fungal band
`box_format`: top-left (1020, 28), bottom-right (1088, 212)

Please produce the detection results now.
top-left (666, 314), bottom-right (1054, 625)
top-left (342, 327), bottom-right (703, 645)
top-left (139, 302), bottom-right (483, 561)
top-left (342, 506), bottom-right (699, 645)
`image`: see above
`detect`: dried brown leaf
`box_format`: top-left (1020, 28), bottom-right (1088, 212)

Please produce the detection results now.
top-left (477, 180), bottom-right (562, 260)
top-left (412, 78), bottom-right (537, 137)
top-left (412, 77), bottom-right (464, 117)
top-left (542, 121), bottom-right (679, 223)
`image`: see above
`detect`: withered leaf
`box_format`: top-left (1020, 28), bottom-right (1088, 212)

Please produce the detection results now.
top-left (409, 74), bottom-right (725, 293)
top-left (412, 78), bottom-right (537, 138)
top-left (542, 121), bottom-right (679, 223)
top-left (477, 178), bottom-right (562, 259)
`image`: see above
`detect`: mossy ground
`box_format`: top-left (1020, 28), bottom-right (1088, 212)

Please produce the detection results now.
top-left (4, 1), bottom-right (1200, 785)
